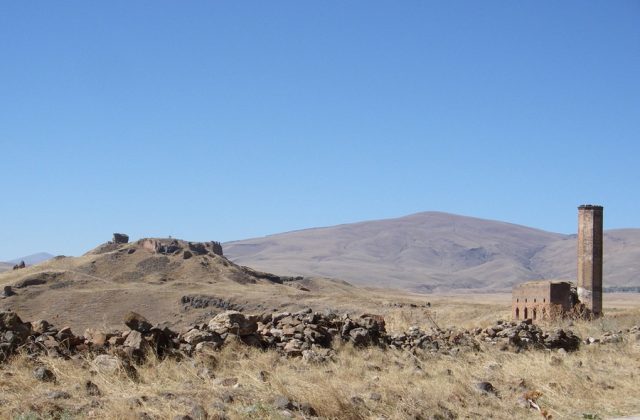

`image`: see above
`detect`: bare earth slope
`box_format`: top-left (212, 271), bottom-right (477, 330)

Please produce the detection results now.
top-left (224, 212), bottom-right (640, 292)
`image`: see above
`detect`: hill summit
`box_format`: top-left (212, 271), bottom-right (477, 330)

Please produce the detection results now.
top-left (0, 236), bottom-right (337, 332)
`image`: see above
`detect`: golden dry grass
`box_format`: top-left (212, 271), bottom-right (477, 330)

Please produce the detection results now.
top-left (1, 294), bottom-right (638, 420)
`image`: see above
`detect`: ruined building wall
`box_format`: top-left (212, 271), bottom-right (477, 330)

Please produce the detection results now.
top-left (512, 282), bottom-right (551, 321)
top-left (577, 205), bottom-right (603, 316)
top-left (512, 281), bottom-right (572, 322)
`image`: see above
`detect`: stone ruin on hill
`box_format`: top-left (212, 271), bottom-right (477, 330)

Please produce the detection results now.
top-left (512, 205), bottom-right (604, 322)
top-left (112, 233), bottom-right (129, 244)
top-left (139, 238), bottom-right (223, 259)
top-left (94, 234), bottom-right (224, 260)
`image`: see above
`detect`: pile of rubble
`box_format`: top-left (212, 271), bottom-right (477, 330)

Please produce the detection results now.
top-left (584, 325), bottom-right (640, 345)
top-left (388, 326), bottom-right (481, 355)
top-left (180, 309), bottom-right (386, 360)
top-left (0, 310), bottom-right (388, 364)
top-left (5, 309), bottom-right (636, 366)
top-left (474, 319), bottom-right (582, 351)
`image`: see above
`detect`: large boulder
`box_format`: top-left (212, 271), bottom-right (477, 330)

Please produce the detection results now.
top-left (0, 311), bottom-right (31, 339)
top-left (1, 286), bottom-right (15, 298)
top-left (124, 312), bottom-right (153, 333)
top-left (208, 311), bottom-right (257, 336)
top-left (544, 329), bottom-right (581, 352)
top-left (113, 233), bottom-right (129, 244)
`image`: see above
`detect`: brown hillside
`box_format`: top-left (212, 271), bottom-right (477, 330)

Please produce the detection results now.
top-left (0, 237), bottom-right (379, 332)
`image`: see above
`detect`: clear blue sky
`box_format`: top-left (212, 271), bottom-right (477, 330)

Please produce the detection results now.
top-left (1, 1), bottom-right (639, 260)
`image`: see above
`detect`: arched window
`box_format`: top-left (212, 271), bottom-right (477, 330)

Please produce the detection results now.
top-left (516, 298), bottom-right (519, 303)
top-left (524, 307), bottom-right (528, 319)
top-left (525, 298), bottom-right (528, 303)
top-left (543, 298), bottom-right (546, 303)
top-left (533, 308), bottom-right (537, 320)
top-left (534, 298), bottom-right (537, 303)
top-left (515, 308), bottom-right (520, 319)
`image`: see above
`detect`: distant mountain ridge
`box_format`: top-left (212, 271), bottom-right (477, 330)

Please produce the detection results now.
top-left (0, 253), bottom-right (55, 273)
top-left (8, 252), bottom-right (55, 266)
top-left (224, 212), bottom-right (640, 292)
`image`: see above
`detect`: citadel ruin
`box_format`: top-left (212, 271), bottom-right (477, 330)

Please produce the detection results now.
top-left (512, 205), bottom-right (603, 321)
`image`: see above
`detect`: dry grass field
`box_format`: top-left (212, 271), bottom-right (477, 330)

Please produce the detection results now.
top-left (1, 293), bottom-right (639, 420)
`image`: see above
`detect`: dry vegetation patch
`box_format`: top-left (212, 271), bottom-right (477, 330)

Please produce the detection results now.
top-left (1, 311), bottom-right (639, 420)
top-left (1, 340), bottom-right (639, 419)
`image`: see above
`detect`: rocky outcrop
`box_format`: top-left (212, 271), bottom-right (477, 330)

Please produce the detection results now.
top-left (180, 295), bottom-right (242, 311)
top-left (139, 239), bottom-right (223, 257)
top-left (12, 261), bottom-right (25, 270)
top-left (113, 233), bottom-right (129, 244)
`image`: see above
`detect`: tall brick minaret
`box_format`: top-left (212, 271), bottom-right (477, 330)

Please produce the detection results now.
top-left (577, 205), bottom-right (603, 317)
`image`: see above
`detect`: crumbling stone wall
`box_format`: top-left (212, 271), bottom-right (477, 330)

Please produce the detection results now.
top-left (139, 239), bottom-right (223, 257)
top-left (112, 233), bottom-right (129, 244)
top-left (512, 281), bottom-right (572, 322)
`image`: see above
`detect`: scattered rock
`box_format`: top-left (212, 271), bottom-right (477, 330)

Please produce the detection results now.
top-left (92, 355), bottom-right (121, 373)
top-left (124, 330), bottom-right (146, 351)
top-left (33, 366), bottom-right (56, 382)
top-left (31, 320), bottom-right (51, 334)
top-left (84, 328), bottom-right (107, 346)
top-left (181, 295), bottom-right (241, 311)
top-left (124, 312), bottom-right (153, 333)
top-left (273, 395), bottom-right (293, 410)
top-left (85, 380), bottom-right (101, 396)
top-left (208, 311), bottom-right (257, 336)
top-left (213, 377), bottom-right (238, 387)
top-left (549, 356), bottom-right (563, 366)
top-left (46, 391), bottom-right (71, 400)
top-left (1, 285), bottom-right (15, 297)
top-left (475, 381), bottom-right (497, 396)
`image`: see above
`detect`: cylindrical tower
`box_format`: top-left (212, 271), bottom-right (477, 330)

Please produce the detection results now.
top-left (577, 205), bottom-right (603, 317)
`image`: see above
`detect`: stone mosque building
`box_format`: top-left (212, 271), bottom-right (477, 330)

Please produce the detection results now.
top-left (512, 205), bottom-right (603, 321)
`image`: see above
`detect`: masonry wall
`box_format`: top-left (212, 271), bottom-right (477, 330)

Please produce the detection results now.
top-left (512, 282), bottom-right (572, 322)
top-left (577, 205), bottom-right (603, 316)
top-left (512, 283), bottom-right (551, 321)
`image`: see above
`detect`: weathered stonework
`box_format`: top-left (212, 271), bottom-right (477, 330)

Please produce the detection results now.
top-left (577, 205), bottom-right (603, 317)
top-left (511, 205), bottom-right (604, 321)
top-left (139, 238), bottom-right (223, 257)
top-left (112, 233), bottom-right (129, 244)
top-left (512, 281), bottom-right (573, 321)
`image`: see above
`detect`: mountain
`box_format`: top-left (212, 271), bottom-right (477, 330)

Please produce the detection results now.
top-left (224, 212), bottom-right (640, 292)
top-left (8, 252), bottom-right (55, 266)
